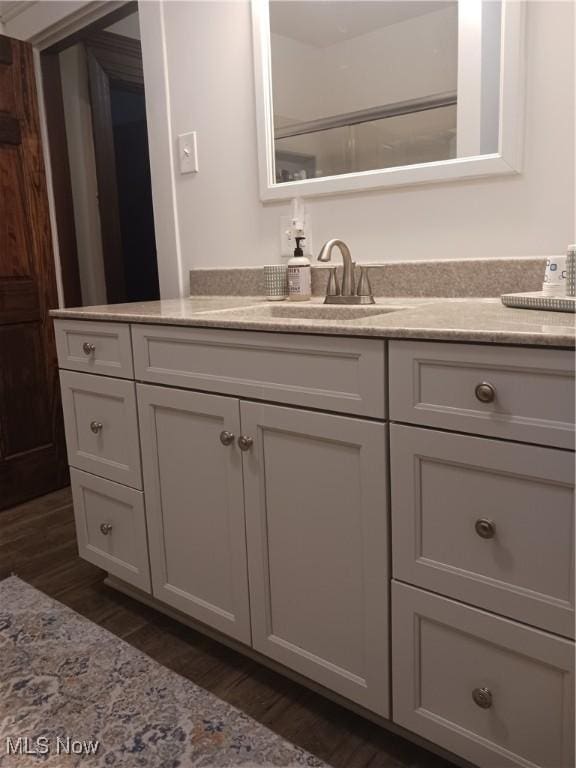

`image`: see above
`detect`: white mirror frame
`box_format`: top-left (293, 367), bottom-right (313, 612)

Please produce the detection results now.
top-left (252, 0), bottom-right (525, 201)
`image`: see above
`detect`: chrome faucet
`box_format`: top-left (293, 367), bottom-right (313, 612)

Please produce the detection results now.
top-left (317, 239), bottom-right (375, 304)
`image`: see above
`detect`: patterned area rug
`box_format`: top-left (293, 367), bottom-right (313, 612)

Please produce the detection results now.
top-left (0, 577), bottom-right (325, 767)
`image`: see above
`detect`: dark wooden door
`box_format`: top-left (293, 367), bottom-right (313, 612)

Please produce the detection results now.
top-left (0, 34), bottom-right (68, 511)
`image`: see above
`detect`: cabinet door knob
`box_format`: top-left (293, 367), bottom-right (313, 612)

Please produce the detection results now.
top-left (475, 518), bottom-right (496, 539)
top-left (475, 382), bottom-right (496, 403)
top-left (237, 435), bottom-right (254, 452)
top-left (83, 342), bottom-right (96, 355)
top-left (100, 522), bottom-right (113, 536)
top-left (220, 430), bottom-right (235, 446)
top-left (90, 420), bottom-right (103, 434)
top-left (472, 687), bottom-right (493, 709)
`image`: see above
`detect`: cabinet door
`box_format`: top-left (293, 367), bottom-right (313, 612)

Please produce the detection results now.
top-left (137, 384), bottom-right (250, 643)
top-left (241, 402), bottom-right (389, 716)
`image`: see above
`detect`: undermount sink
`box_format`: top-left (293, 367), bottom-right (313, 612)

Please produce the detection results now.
top-left (213, 304), bottom-right (406, 321)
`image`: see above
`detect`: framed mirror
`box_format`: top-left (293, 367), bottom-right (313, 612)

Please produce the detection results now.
top-left (252, 0), bottom-right (525, 200)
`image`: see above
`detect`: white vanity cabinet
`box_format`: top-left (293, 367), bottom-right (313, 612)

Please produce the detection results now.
top-left (137, 387), bottom-right (390, 714)
top-left (54, 318), bottom-right (575, 768)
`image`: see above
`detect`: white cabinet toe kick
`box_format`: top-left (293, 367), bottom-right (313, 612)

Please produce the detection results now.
top-left (54, 319), bottom-right (575, 768)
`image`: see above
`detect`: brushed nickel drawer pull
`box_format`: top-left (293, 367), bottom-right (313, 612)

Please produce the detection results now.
top-left (99, 522), bottom-right (113, 536)
top-left (475, 382), bottom-right (496, 403)
top-left (472, 687), bottom-right (493, 709)
top-left (83, 342), bottom-right (96, 355)
top-left (220, 430), bottom-right (235, 446)
top-left (90, 421), bottom-right (103, 434)
top-left (475, 518), bottom-right (496, 539)
top-left (238, 435), bottom-right (254, 452)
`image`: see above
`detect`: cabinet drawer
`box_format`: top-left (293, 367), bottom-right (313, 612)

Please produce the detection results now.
top-left (389, 341), bottom-right (575, 448)
top-left (60, 370), bottom-right (142, 489)
top-left (54, 319), bottom-right (133, 378)
top-left (132, 325), bottom-right (386, 417)
top-left (392, 582), bottom-right (575, 768)
top-left (391, 425), bottom-right (575, 637)
top-left (70, 468), bottom-right (150, 592)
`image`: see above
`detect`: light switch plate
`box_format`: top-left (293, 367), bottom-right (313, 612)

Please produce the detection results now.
top-left (178, 132), bottom-right (199, 174)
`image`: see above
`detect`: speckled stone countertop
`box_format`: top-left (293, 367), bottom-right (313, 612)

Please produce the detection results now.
top-left (51, 296), bottom-right (575, 348)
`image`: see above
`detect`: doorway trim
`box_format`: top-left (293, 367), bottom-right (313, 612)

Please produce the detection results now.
top-left (37, 3), bottom-right (139, 307)
top-left (16, 0), bottom-right (183, 304)
top-left (3, 2), bottom-right (134, 51)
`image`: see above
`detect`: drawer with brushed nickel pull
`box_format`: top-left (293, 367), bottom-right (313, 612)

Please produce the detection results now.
top-left (391, 424), bottom-right (575, 637)
top-left (54, 319), bottom-right (134, 378)
top-left (392, 582), bottom-right (575, 768)
top-left (388, 340), bottom-right (575, 448)
top-left (60, 370), bottom-right (142, 488)
top-left (70, 468), bottom-right (150, 591)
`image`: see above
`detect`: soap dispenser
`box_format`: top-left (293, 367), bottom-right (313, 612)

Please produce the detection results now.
top-left (287, 236), bottom-right (311, 301)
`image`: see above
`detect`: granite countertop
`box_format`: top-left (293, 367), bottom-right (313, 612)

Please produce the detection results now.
top-left (50, 296), bottom-right (576, 348)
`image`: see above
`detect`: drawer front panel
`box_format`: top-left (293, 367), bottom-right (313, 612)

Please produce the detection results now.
top-left (71, 468), bottom-right (150, 592)
top-left (54, 319), bottom-right (133, 378)
top-left (60, 370), bottom-right (142, 489)
top-left (393, 582), bottom-right (575, 768)
top-left (132, 325), bottom-right (386, 418)
top-left (391, 425), bottom-right (575, 637)
top-left (389, 341), bottom-right (575, 448)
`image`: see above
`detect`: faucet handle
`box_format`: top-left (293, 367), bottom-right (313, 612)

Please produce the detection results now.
top-left (326, 267), bottom-right (341, 296)
top-left (357, 266), bottom-right (373, 297)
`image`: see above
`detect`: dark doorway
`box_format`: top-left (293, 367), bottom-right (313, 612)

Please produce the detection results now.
top-left (110, 85), bottom-right (159, 302)
top-left (86, 31), bottom-right (160, 304)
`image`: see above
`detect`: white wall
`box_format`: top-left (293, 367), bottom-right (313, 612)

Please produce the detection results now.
top-left (143, 0), bottom-right (573, 288)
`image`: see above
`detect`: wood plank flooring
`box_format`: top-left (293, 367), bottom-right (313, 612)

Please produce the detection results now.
top-left (0, 487), bottom-right (456, 768)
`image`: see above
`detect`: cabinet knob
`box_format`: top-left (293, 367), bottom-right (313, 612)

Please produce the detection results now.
top-left (475, 382), bottom-right (496, 403)
top-left (472, 687), bottom-right (493, 709)
top-left (237, 435), bottom-right (254, 452)
top-left (99, 522), bottom-right (113, 536)
top-left (475, 518), bottom-right (496, 539)
top-left (83, 342), bottom-right (96, 355)
top-left (220, 430), bottom-right (235, 446)
top-left (90, 420), bottom-right (103, 434)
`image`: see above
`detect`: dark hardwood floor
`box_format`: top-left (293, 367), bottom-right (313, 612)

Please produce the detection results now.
top-left (0, 487), bottom-right (456, 768)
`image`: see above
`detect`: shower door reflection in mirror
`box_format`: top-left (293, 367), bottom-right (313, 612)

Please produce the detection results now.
top-left (272, 1), bottom-right (463, 182)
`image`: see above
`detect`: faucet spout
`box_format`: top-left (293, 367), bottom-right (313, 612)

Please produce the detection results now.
top-left (317, 238), bottom-right (355, 296)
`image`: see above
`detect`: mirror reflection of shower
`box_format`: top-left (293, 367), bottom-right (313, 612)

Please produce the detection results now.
top-left (269, 0), bottom-right (501, 182)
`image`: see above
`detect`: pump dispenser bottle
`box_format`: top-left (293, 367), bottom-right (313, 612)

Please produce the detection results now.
top-left (287, 237), bottom-right (311, 301)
